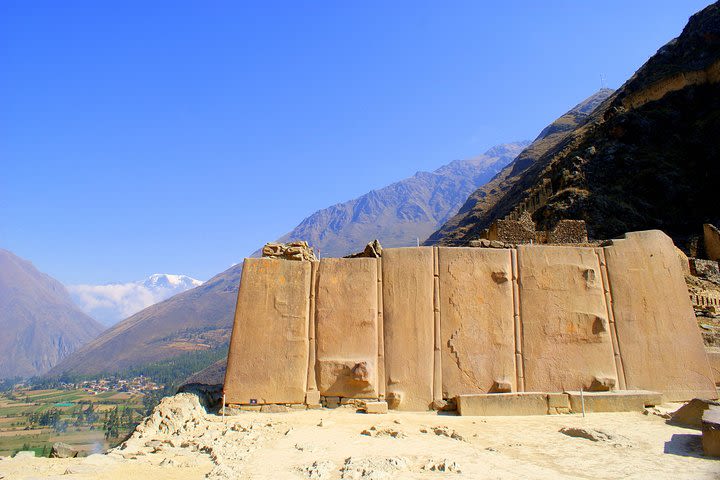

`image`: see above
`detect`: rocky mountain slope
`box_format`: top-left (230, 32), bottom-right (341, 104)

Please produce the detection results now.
top-left (275, 143), bottom-right (528, 258)
top-left (427, 2), bottom-right (720, 248)
top-left (50, 144), bottom-right (527, 377)
top-left (0, 249), bottom-right (104, 378)
top-left (68, 273), bottom-right (203, 326)
top-left (425, 88), bottom-right (613, 245)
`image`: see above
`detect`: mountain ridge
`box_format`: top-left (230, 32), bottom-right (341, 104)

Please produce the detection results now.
top-left (0, 248), bottom-right (105, 378)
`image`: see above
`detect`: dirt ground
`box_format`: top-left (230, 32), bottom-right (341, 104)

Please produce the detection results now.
top-left (0, 396), bottom-right (718, 480)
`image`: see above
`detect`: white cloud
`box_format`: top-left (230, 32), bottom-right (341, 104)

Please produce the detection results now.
top-left (68, 274), bottom-right (203, 326)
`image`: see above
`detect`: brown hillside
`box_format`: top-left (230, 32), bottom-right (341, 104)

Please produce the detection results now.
top-left (0, 249), bottom-right (104, 378)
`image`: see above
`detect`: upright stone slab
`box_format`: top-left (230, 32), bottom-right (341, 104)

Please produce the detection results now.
top-left (438, 248), bottom-right (516, 397)
top-left (604, 230), bottom-right (716, 401)
top-left (224, 258), bottom-right (311, 404)
top-left (382, 247), bottom-right (435, 411)
top-left (315, 257), bottom-right (379, 398)
top-left (517, 245), bottom-right (617, 392)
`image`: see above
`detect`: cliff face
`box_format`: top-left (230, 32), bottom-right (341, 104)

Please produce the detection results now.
top-left (0, 249), bottom-right (104, 378)
top-left (427, 2), bottom-right (720, 248)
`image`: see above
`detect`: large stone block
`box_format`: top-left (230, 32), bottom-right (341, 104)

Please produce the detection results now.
top-left (707, 350), bottom-right (720, 385)
top-left (456, 393), bottom-right (549, 416)
top-left (517, 245), bottom-right (617, 392)
top-left (702, 406), bottom-right (720, 457)
top-left (604, 230), bottom-right (717, 401)
top-left (315, 258), bottom-right (379, 398)
top-left (566, 390), bottom-right (662, 413)
top-left (437, 248), bottom-right (516, 398)
top-left (224, 258), bottom-right (311, 404)
top-left (705, 224), bottom-right (720, 262)
top-left (382, 247), bottom-right (435, 411)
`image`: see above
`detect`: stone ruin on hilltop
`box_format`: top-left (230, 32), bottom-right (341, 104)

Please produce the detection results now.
top-left (222, 230), bottom-right (717, 415)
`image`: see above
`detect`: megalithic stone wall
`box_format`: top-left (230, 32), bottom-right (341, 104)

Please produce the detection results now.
top-left (517, 246), bottom-right (617, 393)
top-left (223, 230), bottom-right (717, 409)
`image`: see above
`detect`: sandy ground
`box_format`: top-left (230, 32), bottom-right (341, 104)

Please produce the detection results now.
top-left (0, 395), bottom-right (718, 480)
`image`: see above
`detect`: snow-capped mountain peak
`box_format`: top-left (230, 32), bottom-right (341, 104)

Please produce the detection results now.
top-left (142, 273), bottom-right (203, 290)
top-left (68, 273), bottom-right (204, 326)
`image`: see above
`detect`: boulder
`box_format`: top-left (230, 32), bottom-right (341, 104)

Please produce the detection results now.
top-left (363, 401), bottom-right (388, 414)
top-left (50, 442), bottom-right (79, 458)
top-left (702, 405), bottom-right (720, 456)
top-left (13, 450), bottom-right (35, 458)
top-left (670, 398), bottom-right (720, 428)
top-left (261, 241), bottom-right (317, 261)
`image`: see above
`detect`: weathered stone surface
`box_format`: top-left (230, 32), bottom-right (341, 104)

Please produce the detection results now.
top-left (382, 247), bottom-right (434, 411)
top-left (604, 230), bottom-right (717, 401)
top-left (316, 258), bottom-right (379, 398)
top-left (50, 442), bottom-right (79, 458)
top-left (517, 245), bottom-right (616, 392)
top-left (705, 224), bottom-right (720, 262)
top-left (262, 241), bottom-right (317, 261)
top-left (702, 405), bottom-right (720, 457)
top-left (707, 350), bottom-right (720, 385)
top-left (224, 258), bottom-right (311, 405)
top-left (260, 404), bottom-right (288, 413)
top-left (547, 393), bottom-right (571, 414)
top-left (456, 393), bottom-right (548, 416)
top-left (438, 248), bottom-right (516, 397)
top-left (566, 390), bottom-right (662, 413)
top-left (670, 398), bottom-right (720, 428)
top-left (305, 390), bottom-right (321, 405)
top-left (363, 401), bottom-right (388, 414)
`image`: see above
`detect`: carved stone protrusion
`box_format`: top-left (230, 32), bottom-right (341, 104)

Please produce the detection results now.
top-left (588, 376), bottom-right (616, 392)
top-left (351, 362), bottom-right (370, 384)
top-left (386, 391), bottom-right (402, 409)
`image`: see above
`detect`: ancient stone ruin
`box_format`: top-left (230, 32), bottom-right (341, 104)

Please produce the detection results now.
top-left (483, 211), bottom-right (588, 245)
top-left (224, 230), bottom-right (716, 414)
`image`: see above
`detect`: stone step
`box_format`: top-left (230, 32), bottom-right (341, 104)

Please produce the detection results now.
top-left (565, 390), bottom-right (663, 413)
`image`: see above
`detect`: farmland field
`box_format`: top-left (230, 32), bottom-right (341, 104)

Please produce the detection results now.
top-left (0, 387), bottom-right (146, 457)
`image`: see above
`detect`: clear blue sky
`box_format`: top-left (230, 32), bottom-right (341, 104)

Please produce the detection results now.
top-left (0, 1), bottom-right (711, 284)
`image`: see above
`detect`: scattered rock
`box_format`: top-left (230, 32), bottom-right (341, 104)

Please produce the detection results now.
top-left (299, 460), bottom-right (336, 479)
top-left (360, 426), bottom-right (406, 438)
top-left (340, 456), bottom-right (410, 479)
top-left (432, 426), bottom-right (467, 442)
top-left (422, 459), bottom-right (462, 473)
top-left (50, 442), bottom-right (79, 458)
